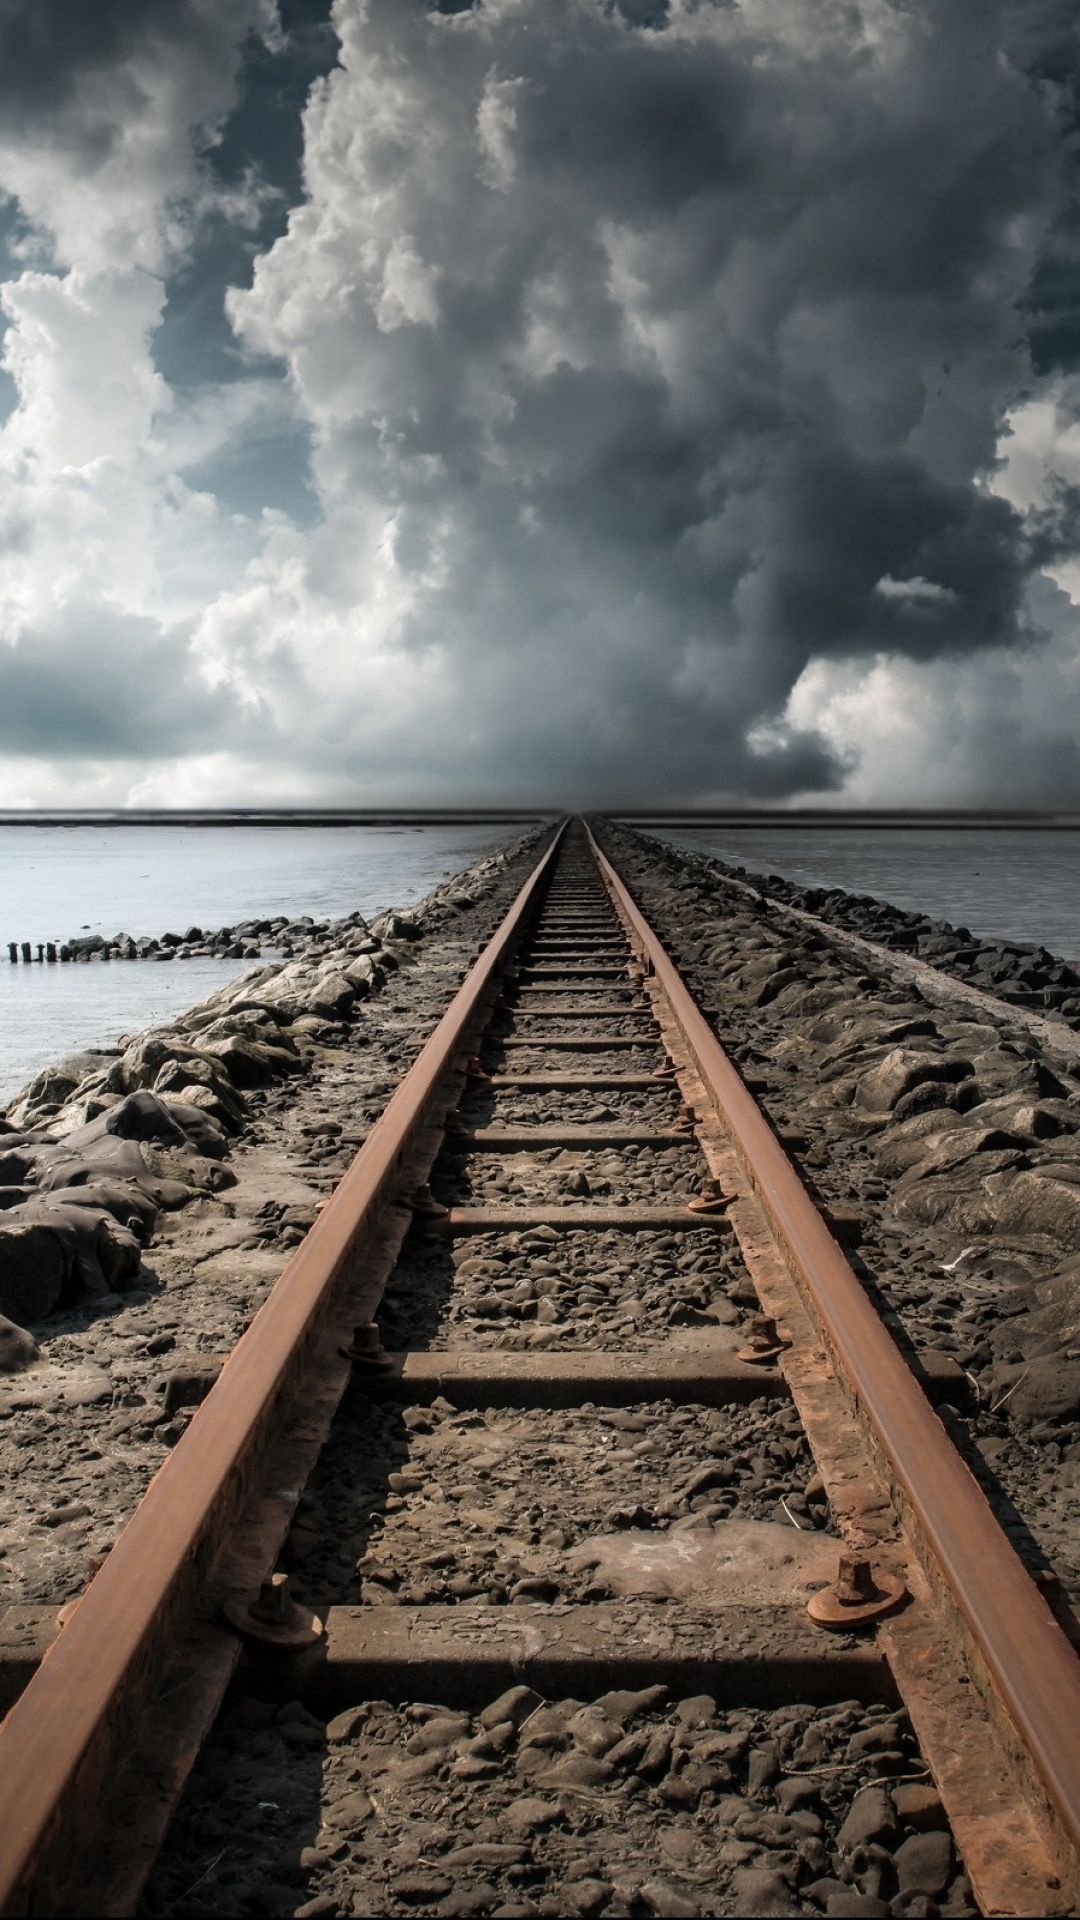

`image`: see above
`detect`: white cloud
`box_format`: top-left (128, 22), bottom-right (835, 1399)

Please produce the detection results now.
top-left (1, 267), bottom-right (170, 467)
top-left (785, 581), bottom-right (1080, 806)
top-left (875, 575), bottom-right (959, 605)
top-left (0, 1), bottom-right (279, 278)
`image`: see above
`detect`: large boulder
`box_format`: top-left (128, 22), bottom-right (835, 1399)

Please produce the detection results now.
top-left (194, 1006), bottom-right (295, 1045)
top-left (987, 1353), bottom-right (1080, 1425)
top-left (305, 968), bottom-right (357, 1018)
top-left (154, 1056), bottom-right (245, 1124)
top-left (371, 910), bottom-right (421, 943)
top-left (990, 1171), bottom-right (1080, 1247)
top-left (894, 1168), bottom-right (1080, 1248)
top-left (0, 1146), bottom-right (39, 1187)
top-left (198, 1032), bottom-right (297, 1088)
top-left (0, 1221), bottom-right (66, 1320)
top-left (0, 1313), bottom-right (39, 1372)
top-left (42, 1179), bottom-right (158, 1244)
top-left (119, 1032), bottom-right (205, 1092)
top-left (854, 1047), bottom-right (974, 1114)
top-left (343, 953), bottom-right (383, 995)
top-left (3, 1050), bottom-right (119, 1129)
top-left (10, 1200), bottom-right (142, 1297)
top-left (963, 1095), bottom-right (1079, 1143)
top-left (35, 1098), bottom-right (220, 1198)
top-left (70, 1089), bottom-right (229, 1162)
top-left (157, 1082), bottom-right (244, 1135)
top-left (36, 1133), bottom-right (157, 1191)
top-left (893, 1127), bottom-right (1023, 1187)
top-left (872, 1109), bottom-right (969, 1176)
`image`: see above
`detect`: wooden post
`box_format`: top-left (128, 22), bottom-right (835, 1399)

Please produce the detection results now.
top-left (20, 943), bottom-right (30, 963)
top-left (46, 944), bottom-right (57, 963)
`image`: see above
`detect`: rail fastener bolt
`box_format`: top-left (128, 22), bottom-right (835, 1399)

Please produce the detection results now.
top-left (651, 1064), bottom-right (676, 1082)
top-left (465, 1055), bottom-right (492, 1081)
top-left (737, 1314), bottom-right (791, 1365)
top-left (408, 1182), bottom-right (450, 1220)
top-left (340, 1323), bottom-right (395, 1371)
top-left (687, 1177), bottom-right (733, 1215)
top-left (223, 1572), bottom-right (324, 1650)
top-left (674, 1103), bottom-right (697, 1133)
top-left (807, 1552), bottom-right (908, 1630)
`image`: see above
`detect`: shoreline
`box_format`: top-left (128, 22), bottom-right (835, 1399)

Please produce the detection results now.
top-left (0, 810), bottom-right (554, 828)
top-left (652, 835), bottom-right (1080, 1024)
top-left (0, 824), bottom-right (549, 1316)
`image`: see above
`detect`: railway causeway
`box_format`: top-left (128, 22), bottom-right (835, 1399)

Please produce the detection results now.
top-left (1, 819), bottom-right (1079, 1917)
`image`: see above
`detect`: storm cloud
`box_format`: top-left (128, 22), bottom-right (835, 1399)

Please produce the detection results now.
top-left (0, 0), bottom-right (1078, 804)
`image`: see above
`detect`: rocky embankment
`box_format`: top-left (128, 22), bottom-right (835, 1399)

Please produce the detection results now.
top-left (11, 910), bottom-right (343, 967)
top-left (0, 825), bottom-right (557, 1609)
top-left (0, 828), bottom-right (548, 1343)
top-left (653, 834), bottom-right (1080, 1025)
top-left (598, 822), bottom-right (1080, 1606)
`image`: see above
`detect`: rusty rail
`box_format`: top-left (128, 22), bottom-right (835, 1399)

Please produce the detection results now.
top-left (589, 823), bottom-right (1080, 1900)
top-left (0, 823), bottom-right (564, 1918)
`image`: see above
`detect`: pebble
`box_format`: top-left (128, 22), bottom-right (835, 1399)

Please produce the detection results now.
top-left (839, 1785), bottom-right (899, 1850)
top-left (894, 1829), bottom-right (953, 1895)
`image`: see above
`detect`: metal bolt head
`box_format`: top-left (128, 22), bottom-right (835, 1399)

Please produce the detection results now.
top-left (737, 1312), bottom-right (790, 1365)
top-left (835, 1554), bottom-right (878, 1605)
top-left (341, 1323), bottom-right (395, 1371)
top-left (807, 1552), bottom-right (908, 1630)
top-left (687, 1175), bottom-right (733, 1216)
top-left (251, 1572), bottom-right (292, 1625)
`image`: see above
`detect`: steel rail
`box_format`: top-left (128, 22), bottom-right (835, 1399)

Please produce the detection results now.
top-left (589, 825), bottom-right (1080, 1888)
top-left (0, 823), bottom-right (565, 1918)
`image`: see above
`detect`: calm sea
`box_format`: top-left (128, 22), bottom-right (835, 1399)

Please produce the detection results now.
top-left (0, 824), bottom-right (520, 1104)
top-left (653, 826), bottom-right (1080, 966)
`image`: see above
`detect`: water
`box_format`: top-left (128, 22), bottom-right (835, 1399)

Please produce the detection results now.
top-left (0, 823), bottom-right (522, 1103)
top-left (651, 826), bottom-right (1080, 964)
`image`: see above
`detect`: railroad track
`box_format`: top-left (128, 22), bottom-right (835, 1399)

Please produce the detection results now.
top-left (2, 820), bottom-right (1080, 1916)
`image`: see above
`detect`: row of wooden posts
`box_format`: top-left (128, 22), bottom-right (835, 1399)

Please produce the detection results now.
top-left (7, 943), bottom-right (91, 963)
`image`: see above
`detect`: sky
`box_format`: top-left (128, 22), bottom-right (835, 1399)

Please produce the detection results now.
top-left (0, 0), bottom-right (1078, 810)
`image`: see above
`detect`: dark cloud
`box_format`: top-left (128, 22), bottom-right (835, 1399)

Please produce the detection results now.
top-left (2, 0), bottom-right (1080, 804)
top-left (211, 0), bottom-right (1080, 803)
top-left (155, 3), bottom-right (339, 394)
top-left (0, 0), bottom-right (262, 123)
top-left (0, 605), bottom-right (248, 758)
top-left (1000, 1), bottom-right (1080, 379)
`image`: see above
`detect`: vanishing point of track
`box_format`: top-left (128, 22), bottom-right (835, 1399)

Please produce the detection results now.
top-left (1, 819), bottom-right (1080, 1916)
